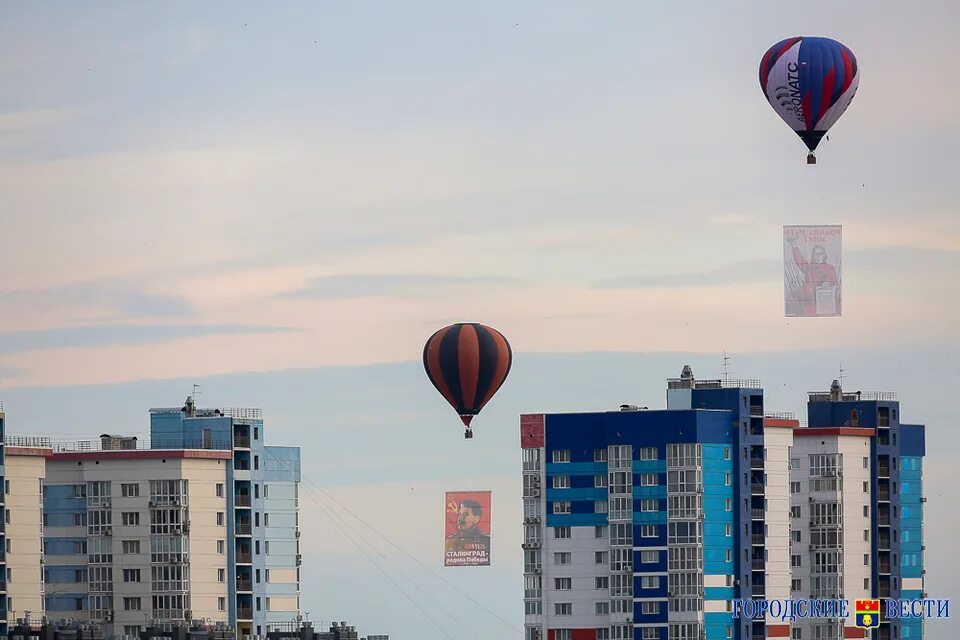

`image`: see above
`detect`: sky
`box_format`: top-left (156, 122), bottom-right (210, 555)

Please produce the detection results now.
top-left (1, 1), bottom-right (959, 637)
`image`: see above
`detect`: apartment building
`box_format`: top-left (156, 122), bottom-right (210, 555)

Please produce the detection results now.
top-left (4, 441), bottom-right (50, 624)
top-left (521, 370), bottom-right (927, 640)
top-left (42, 444), bottom-right (233, 636)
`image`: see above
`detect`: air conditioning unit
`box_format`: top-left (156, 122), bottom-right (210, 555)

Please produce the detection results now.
top-left (532, 489), bottom-right (541, 497)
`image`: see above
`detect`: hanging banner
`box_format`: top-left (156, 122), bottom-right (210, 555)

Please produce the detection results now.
top-left (784, 225), bottom-right (842, 317)
top-left (444, 491), bottom-right (492, 567)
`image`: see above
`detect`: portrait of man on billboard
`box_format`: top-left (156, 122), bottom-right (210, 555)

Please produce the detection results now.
top-left (444, 492), bottom-right (491, 566)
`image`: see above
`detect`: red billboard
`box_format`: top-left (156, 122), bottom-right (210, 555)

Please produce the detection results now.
top-left (444, 491), bottom-right (492, 567)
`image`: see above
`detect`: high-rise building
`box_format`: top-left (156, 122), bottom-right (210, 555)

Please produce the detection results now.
top-left (149, 397), bottom-right (302, 639)
top-left (799, 381), bottom-right (925, 640)
top-left (520, 369), bottom-right (926, 640)
top-left (4, 440), bottom-right (51, 624)
top-left (42, 443), bottom-right (234, 635)
top-left (0, 403), bottom-right (7, 636)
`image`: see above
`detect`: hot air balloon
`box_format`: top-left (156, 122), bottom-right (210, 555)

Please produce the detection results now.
top-left (759, 36), bottom-right (859, 164)
top-left (423, 322), bottom-right (513, 439)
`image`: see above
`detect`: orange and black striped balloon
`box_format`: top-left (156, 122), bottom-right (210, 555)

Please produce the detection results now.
top-left (423, 323), bottom-right (513, 428)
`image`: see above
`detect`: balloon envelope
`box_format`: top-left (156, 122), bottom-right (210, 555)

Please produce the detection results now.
top-left (759, 36), bottom-right (859, 154)
top-left (423, 323), bottom-right (513, 428)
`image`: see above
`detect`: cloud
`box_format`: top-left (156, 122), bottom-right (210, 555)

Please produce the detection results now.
top-left (592, 259), bottom-right (779, 289)
top-left (276, 273), bottom-right (516, 300)
top-left (0, 323), bottom-right (298, 355)
top-left (0, 281), bottom-right (196, 319)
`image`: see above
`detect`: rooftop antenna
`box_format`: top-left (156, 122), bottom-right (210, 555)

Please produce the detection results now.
top-left (723, 351), bottom-right (732, 384)
top-left (192, 384), bottom-right (202, 401)
top-left (839, 362), bottom-right (846, 388)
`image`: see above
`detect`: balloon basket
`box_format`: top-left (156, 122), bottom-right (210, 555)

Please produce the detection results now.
top-left (464, 428), bottom-right (474, 439)
top-left (807, 152), bottom-right (817, 165)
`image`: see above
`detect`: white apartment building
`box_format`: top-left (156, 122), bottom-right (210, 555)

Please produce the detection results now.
top-left (4, 443), bottom-right (50, 623)
top-left (789, 428), bottom-right (873, 640)
top-left (43, 448), bottom-right (233, 637)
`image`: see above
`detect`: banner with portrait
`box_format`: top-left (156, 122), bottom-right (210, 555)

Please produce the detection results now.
top-left (784, 225), bottom-right (842, 317)
top-left (444, 491), bottom-right (492, 567)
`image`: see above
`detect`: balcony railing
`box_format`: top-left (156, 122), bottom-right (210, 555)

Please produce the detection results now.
top-left (234, 436), bottom-right (251, 449)
top-left (752, 534), bottom-right (764, 546)
top-left (878, 466), bottom-right (890, 478)
top-left (236, 580), bottom-right (253, 592)
top-left (752, 559), bottom-right (765, 571)
top-left (237, 608), bottom-right (253, 620)
top-left (878, 562), bottom-right (891, 574)
top-left (750, 458), bottom-right (764, 470)
top-left (236, 552), bottom-right (252, 564)
top-left (235, 495), bottom-right (251, 507)
top-left (751, 508), bottom-right (764, 520)
top-left (235, 523), bottom-right (252, 535)
top-left (751, 483), bottom-right (764, 495)
top-left (751, 585), bottom-right (766, 597)
top-left (878, 488), bottom-right (890, 501)
top-left (749, 406), bottom-right (764, 417)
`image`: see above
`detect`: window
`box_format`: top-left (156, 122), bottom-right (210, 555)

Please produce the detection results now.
top-left (265, 569), bottom-right (270, 582)
top-left (639, 447), bottom-right (657, 460)
top-left (254, 455), bottom-right (259, 470)
top-left (791, 506), bottom-right (801, 518)
top-left (726, 524), bottom-right (732, 537)
top-left (725, 549), bottom-right (732, 562)
top-left (555, 578), bottom-right (572, 590)
top-left (611, 523), bottom-right (631, 545)
top-left (791, 481), bottom-right (801, 494)
top-left (791, 555), bottom-right (801, 567)
top-left (217, 512), bottom-right (225, 526)
top-left (864, 530), bottom-right (870, 541)
top-left (553, 501), bottom-right (571, 515)
top-left (217, 540), bottom-right (225, 554)
top-left (864, 578), bottom-right (870, 590)
top-left (640, 576), bottom-right (659, 589)
top-left (594, 500), bottom-right (608, 513)
top-left (641, 499), bottom-right (657, 512)
top-left (555, 603), bottom-right (572, 616)
top-left (552, 450), bottom-right (571, 463)
top-left (792, 579), bottom-right (801, 591)
top-left (216, 483), bottom-right (224, 497)
top-left (218, 569), bottom-right (225, 582)
top-left (596, 601), bottom-right (609, 615)
top-left (123, 569), bottom-right (141, 582)
top-left (122, 512), bottom-right (139, 526)
top-left (554, 552), bottom-right (571, 565)
top-left (641, 550), bottom-right (658, 563)
top-left (864, 481), bottom-right (869, 493)
top-left (596, 630), bottom-right (610, 640)
top-left (594, 449), bottom-right (607, 462)
top-left (123, 597), bottom-right (141, 611)
top-left (724, 498), bottom-right (732, 511)
top-left (863, 457), bottom-right (869, 468)
top-left (595, 551), bottom-right (608, 564)
top-left (641, 525), bottom-right (657, 538)
top-left (122, 540), bottom-right (140, 554)
top-left (596, 576), bottom-right (609, 589)
top-left (641, 602), bottom-right (659, 615)
top-left (553, 475), bottom-right (570, 489)
top-left (640, 473), bottom-right (657, 486)
top-left (791, 530), bottom-right (801, 542)
top-left (595, 525), bottom-right (607, 538)
top-left (864, 553), bottom-right (870, 565)
top-left (555, 527), bottom-right (571, 539)
top-left (724, 472), bottom-right (731, 486)
top-left (594, 474), bottom-right (608, 488)
top-left (121, 483), bottom-right (139, 497)
top-left (642, 631), bottom-right (658, 640)
top-left (555, 630), bottom-right (573, 640)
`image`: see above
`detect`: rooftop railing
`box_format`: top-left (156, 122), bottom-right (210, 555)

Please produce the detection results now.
top-left (149, 407), bottom-right (262, 419)
top-left (808, 391), bottom-right (897, 403)
top-left (667, 378), bottom-right (762, 390)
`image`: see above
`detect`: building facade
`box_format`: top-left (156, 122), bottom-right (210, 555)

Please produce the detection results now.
top-left (42, 447), bottom-right (234, 636)
top-left (521, 370), bottom-right (926, 640)
top-left (5, 442), bottom-right (50, 624)
top-left (149, 398), bottom-right (302, 639)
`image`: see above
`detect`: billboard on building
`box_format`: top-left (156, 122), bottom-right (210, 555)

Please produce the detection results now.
top-left (444, 491), bottom-right (491, 567)
top-left (784, 225), bottom-right (842, 317)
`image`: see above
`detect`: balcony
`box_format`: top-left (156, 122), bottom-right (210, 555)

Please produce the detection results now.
top-left (751, 508), bottom-right (764, 520)
top-left (750, 457), bottom-right (764, 470)
top-left (237, 608), bottom-right (253, 621)
top-left (749, 406), bottom-right (764, 417)
top-left (234, 436), bottom-right (251, 449)
top-left (878, 465), bottom-right (890, 478)
top-left (752, 559), bottom-right (765, 571)
top-left (878, 535), bottom-right (891, 550)
top-left (751, 483), bottom-right (764, 495)
top-left (878, 512), bottom-right (891, 526)
top-left (879, 561), bottom-right (891, 574)
top-left (0, 579), bottom-right (6, 592)
top-left (751, 584), bottom-right (766, 597)
top-left (752, 534), bottom-right (764, 546)
top-left (235, 523), bottom-right (252, 536)
top-left (236, 552), bottom-right (252, 564)
top-left (235, 495), bottom-right (251, 507)
top-left (236, 580), bottom-right (253, 592)
top-left (878, 488), bottom-right (890, 502)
